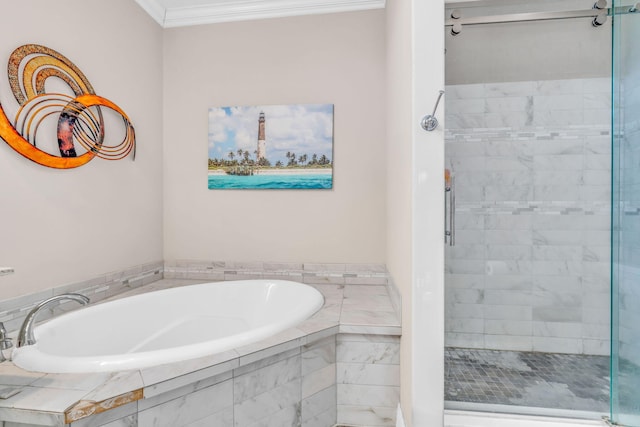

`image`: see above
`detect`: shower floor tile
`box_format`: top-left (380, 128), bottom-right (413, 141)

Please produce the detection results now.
top-left (445, 348), bottom-right (609, 413)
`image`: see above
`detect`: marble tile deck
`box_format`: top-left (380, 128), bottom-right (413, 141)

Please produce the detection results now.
top-left (0, 277), bottom-right (400, 426)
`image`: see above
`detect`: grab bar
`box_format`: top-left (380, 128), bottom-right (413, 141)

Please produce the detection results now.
top-left (444, 169), bottom-right (455, 246)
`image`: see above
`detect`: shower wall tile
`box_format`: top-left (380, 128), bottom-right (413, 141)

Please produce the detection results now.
top-left (482, 275), bottom-right (531, 290)
top-left (484, 319), bottom-right (531, 336)
top-left (447, 83), bottom-right (485, 99)
top-left (531, 245), bottom-right (583, 261)
top-left (485, 81), bottom-right (535, 97)
top-left (447, 303), bottom-right (483, 319)
top-left (446, 318), bottom-right (484, 334)
top-left (445, 77), bottom-right (611, 356)
top-left (532, 321), bottom-right (582, 339)
top-left (484, 305), bottom-right (532, 321)
top-left (486, 245), bottom-right (532, 261)
top-left (446, 244), bottom-right (486, 260)
top-left (446, 113), bottom-right (486, 129)
top-left (445, 273), bottom-right (484, 289)
top-left (445, 332), bottom-right (485, 348)
top-left (584, 92), bottom-right (611, 109)
top-left (583, 108), bottom-right (611, 126)
top-left (532, 337), bottom-right (583, 354)
top-left (583, 339), bottom-right (609, 355)
top-left (485, 113), bottom-right (531, 128)
top-left (484, 335), bottom-right (532, 352)
top-left (485, 230), bottom-right (532, 245)
top-left (485, 96), bottom-right (532, 113)
top-left (535, 79), bottom-right (584, 95)
top-left (484, 290), bottom-right (531, 306)
top-left (531, 110), bottom-right (584, 126)
top-left (533, 307), bottom-right (582, 323)
top-left (533, 94), bottom-right (583, 111)
top-left (447, 98), bottom-right (485, 114)
top-left (532, 276), bottom-right (581, 293)
top-left (582, 78), bottom-right (610, 93)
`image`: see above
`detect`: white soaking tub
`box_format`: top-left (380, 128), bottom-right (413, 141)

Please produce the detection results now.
top-left (11, 280), bottom-right (324, 373)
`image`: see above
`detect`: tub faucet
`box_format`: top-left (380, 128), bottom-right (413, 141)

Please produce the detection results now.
top-left (0, 322), bottom-right (13, 362)
top-left (17, 293), bottom-right (89, 347)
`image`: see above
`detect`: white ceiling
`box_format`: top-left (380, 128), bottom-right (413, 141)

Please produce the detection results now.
top-left (135, 0), bottom-right (386, 28)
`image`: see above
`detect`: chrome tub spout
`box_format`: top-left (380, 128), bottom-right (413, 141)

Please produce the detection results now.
top-left (17, 293), bottom-right (90, 347)
top-left (0, 322), bottom-right (13, 362)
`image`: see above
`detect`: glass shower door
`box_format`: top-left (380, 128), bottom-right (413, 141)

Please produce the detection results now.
top-left (611, 1), bottom-right (640, 425)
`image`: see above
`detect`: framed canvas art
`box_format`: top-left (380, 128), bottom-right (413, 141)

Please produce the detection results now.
top-left (208, 104), bottom-right (334, 189)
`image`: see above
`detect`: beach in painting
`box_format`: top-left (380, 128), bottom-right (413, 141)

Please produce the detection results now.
top-left (207, 170), bottom-right (332, 189)
top-left (208, 168), bottom-right (331, 176)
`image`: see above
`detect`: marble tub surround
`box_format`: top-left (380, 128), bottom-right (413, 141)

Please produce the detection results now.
top-left (0, 277), bottom-right (400, 427)
top-left (336, 334), bottom-right (401, 426)
top-left (164, 260), bottom-right (389, 284)
top-left (164, 260), bottom-right (402, 332)
top-left (0, 261), bottom-right (163, 335)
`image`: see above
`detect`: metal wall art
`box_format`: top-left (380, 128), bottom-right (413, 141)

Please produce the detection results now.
top-left (0, 44), bottom-right (135, 169)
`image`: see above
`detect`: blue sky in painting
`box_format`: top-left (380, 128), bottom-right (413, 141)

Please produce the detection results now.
top-left (208, 104), bottom-right (334, 166)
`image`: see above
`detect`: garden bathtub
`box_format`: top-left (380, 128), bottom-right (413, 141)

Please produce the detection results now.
top-left (11, 280), bottom-right (324, 373)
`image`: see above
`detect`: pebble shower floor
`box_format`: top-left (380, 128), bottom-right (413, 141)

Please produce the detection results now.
top-left (445, 348), bottom-right (609, 413)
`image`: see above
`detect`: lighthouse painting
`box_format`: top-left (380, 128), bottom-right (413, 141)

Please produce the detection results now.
top-left (207, 104), bottom-right (334, 190)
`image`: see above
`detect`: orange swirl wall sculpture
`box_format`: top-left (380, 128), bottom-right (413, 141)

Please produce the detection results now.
top-left (0, 44), bottom-right (135, 169)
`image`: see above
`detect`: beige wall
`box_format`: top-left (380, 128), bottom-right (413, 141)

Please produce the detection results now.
top-left (386, 0), bottom-right (414, 424)
top-left (162, 11), bottom-right (387, 264)
top-left (0, 0), bottom-right (164, 299)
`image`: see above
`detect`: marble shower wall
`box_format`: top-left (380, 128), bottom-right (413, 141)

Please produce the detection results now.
top-left (445, 78), bottom-right (611, 355)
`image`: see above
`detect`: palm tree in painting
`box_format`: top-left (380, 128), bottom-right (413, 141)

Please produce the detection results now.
top-left (299, 154), bottom-right (308, 166)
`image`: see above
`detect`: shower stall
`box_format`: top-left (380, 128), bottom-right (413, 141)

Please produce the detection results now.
top-left (442, 0), bottom-right (640, 423)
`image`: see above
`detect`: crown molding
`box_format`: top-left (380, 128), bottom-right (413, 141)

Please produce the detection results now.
top-left (135, 0), bottom-right (167, 25)
top-left (135, 0), bottom-right (385, 28)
